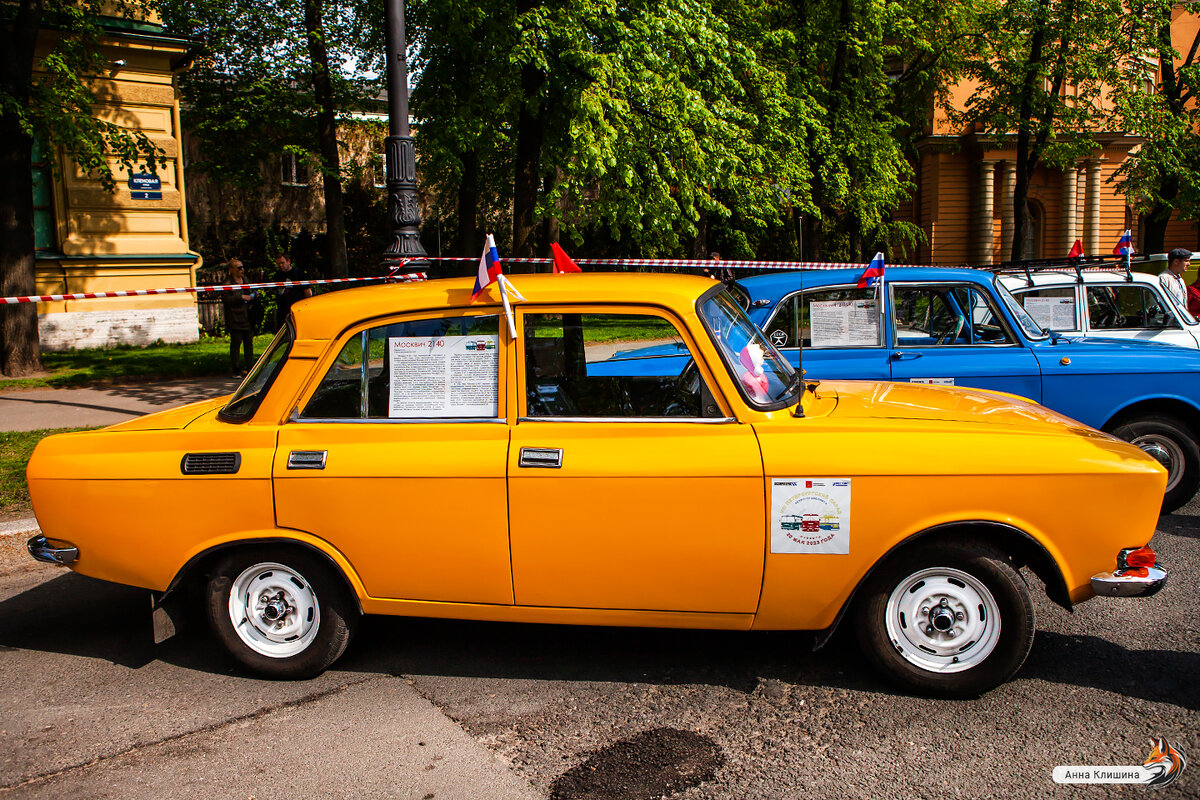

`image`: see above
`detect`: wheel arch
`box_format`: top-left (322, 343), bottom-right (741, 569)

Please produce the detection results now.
top-left (162, 534), bottom-right (365, 615)
top-left (812, 520), bottom-right (1069, 650)
top-left (1102, 397), bottom-right (1200, 435)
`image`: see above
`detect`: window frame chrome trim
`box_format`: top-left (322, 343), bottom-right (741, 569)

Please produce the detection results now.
top-left (289, 410), bottom-right (507, 425)
top-left (516, 415), bottom-right (737, 424)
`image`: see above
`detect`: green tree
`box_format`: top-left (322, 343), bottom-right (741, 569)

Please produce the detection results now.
top-left (0, 0), bottom-right (164, 376)
top-left (1111, 0), bottom-right (1200, 254)
top-left (956, 0), bottom-right (1130, 262)
top-left (161, 0), bottom-right (380, 276)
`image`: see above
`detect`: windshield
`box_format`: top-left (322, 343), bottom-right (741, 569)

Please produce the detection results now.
top-left (699, 288), bottom-right (799, 409)
top-left (219, 325), bottom-right (293, 422)
top-left (993, 277), bottom-right (1048, 339)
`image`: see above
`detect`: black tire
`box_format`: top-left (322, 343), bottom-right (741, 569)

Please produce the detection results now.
top-left (206, 546), bottom-right (358, 679)
top-left (1111, 415), bottom-right (1200, 514)
top-left (854, 540), bottom-right (1035, 698)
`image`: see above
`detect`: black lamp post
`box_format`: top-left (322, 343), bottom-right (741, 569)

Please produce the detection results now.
top-left (382, 0), bottom-right (427, 269)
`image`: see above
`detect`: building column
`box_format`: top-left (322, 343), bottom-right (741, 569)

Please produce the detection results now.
top-left (1084, 158), bottom-right (1102, 257)
top-left (977, 160), bottom-right (997, 264)
top-left (1062, 163), bottom-right (1079, 253)
top-left (999, 161), bottom-right (1016, 262)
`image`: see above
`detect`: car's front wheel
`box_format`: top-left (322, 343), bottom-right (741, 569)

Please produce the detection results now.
top-left (1111, 414), bottom-right (1200, 514)
top-left (855, 540), bottom-right (1034, 697)
top-left (206, 547), bottom-right (357, 679)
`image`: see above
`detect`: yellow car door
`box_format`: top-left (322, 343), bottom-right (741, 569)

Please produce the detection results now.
top-left (274, 311), bottom-right (514, 605)
top-left (508, 306), bottom-right (765, 613)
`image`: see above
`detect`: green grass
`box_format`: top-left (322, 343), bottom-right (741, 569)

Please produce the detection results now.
top-left (0, 428), bottom-right (97, 514)
top-left (0, 334), bottom-right (274, 391)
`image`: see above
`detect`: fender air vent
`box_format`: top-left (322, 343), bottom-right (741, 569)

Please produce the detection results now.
top-left (181, 452), bottom-right (241, 475)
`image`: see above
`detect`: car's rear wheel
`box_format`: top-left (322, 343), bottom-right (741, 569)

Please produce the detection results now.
top-left (206, 547), bottom-right (357, 679)
top-left (855, 540), bottom-right (1034, 697)
top-left (1111, 415), bottom-right (1200, 514)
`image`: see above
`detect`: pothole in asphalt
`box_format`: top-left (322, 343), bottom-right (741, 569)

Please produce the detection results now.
top-left (549, 727), bottom-right (725, 800)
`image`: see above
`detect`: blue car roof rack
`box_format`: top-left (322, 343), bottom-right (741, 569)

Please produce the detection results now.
top-left (982, 254), bottom-right (1163, 286)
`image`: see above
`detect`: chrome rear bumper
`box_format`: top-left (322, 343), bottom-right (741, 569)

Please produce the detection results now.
top-left (27, 535), bottom-right (79, 566)
top-left (1090, 564), bottom-right (1167, 597)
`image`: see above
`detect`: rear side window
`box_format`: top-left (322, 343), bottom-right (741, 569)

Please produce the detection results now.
top-left (302, 315), bottom-right (501, 419)
top-left (1087, 285), bottom-right (1180, 330)
top-left (1012, 287), bottom-right (1079, 331)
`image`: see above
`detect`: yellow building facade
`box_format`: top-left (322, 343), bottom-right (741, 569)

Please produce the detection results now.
top-left (34, 14), bottom-right (200, 350)
top-left (899, 10), bottom-right (1200, 265)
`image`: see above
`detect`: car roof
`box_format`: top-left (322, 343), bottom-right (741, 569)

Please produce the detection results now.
top-left (736, 267), bottom-right (992, 302)
top-left (288, 272), bottom-right (721, 340)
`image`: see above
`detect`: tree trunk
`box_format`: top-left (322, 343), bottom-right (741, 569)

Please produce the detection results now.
top-left (303, 0), bottom-right (349, 278)
top-left (457, 149), bottom-right (479, 260)
top-left (0, 0), bottom-right (46, 376)
top-left (1010, 21), bottom-right (1046, 262)
top-left (1143, 180), bottom-right (1178, 254)
top-left (512, 59), bottom-right (545, 258)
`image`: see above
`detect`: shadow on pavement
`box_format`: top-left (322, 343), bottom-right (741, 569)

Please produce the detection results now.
top-left (4, 571), bottom-right (1195, 710)
top-left (102, 378), bottom-right (238, 407)
top-left (1157, 513), bottom-right (1200, 539)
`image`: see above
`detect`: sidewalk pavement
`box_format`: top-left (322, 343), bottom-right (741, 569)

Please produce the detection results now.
top-left (0, 376), bottom-right (240, 573)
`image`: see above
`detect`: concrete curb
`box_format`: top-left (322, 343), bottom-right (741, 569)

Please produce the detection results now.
top-left (0, 518), bottom-right (40, 574)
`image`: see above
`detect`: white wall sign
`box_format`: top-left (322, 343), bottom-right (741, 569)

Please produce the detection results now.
top-left (388, 335), bottom-right (498, 418)
top-left (771, 479), bottom-right (851, 554)
top-left (809, 300), bottom-right (879, 347)
top-left (1023, 296), bottom-right (1077, 330)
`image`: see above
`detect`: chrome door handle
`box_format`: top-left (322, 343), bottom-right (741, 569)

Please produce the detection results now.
top-left (287, 450), bottom-right (327, 470)
top-left (892, 351), bottom-right (922, 361)
top-left (519, 447), bottom-right (563, 468)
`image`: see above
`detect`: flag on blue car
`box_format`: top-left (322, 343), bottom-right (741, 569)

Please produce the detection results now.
top-left (857, 252), bottom-right (885, 288)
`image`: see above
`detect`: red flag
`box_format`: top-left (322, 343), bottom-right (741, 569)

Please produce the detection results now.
top-left (551, 242), bottom-right (583, 274)
top-left (1067, 239), bottom-right (1084, 258)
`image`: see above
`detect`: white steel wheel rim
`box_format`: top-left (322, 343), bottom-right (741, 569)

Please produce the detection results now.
top-left (228, 562), bottom-right (321, 659)
top-left (884, 566), bottom-right (1001, 674)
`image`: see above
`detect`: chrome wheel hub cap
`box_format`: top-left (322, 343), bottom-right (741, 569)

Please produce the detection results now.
top-left (228, 562), bottom-right (320, 658)
top-left (884, 567), bottom-right (1001, 674)
top-left (1132, 434), bottom-right (1182, 492)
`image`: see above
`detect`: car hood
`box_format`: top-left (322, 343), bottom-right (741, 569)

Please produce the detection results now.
top-left (806, 380), bottom-right (1098, 433)
top-left (101, 396), bottom-right (230, 432)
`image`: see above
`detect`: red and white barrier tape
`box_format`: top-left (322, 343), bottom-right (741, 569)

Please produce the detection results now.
top-left (0, 270), bottom-right (426, 305)
top-left (422, 256), bottom-right (930, 271)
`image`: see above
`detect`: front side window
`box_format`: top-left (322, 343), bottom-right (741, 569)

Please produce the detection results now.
top-left (1087, 285), bottom-right (1181, 331)
top-left (699, 290), bottom-right (797, 409)
top-left (302, 314), bottom-right (500, 419)
top-left (220, 325), bottom-right (293, 422)
top-left (524, 311), bottom-right (720, 417)
top-left (892, 285), bottom-right (1014, 346)
top-left (1011, 287), bottom-right (1079, 331)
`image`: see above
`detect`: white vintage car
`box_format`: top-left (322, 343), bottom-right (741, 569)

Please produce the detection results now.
top-left (998, 266), bottom-right (1200, 348)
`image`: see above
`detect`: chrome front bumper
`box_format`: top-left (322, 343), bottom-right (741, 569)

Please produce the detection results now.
top-left (1090, 564), bottom-right (1167, 597)
top-left (27, 535), bottom-right (79, 566)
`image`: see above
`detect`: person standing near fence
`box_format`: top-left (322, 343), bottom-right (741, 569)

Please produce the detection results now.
top-left (274, 253), bottom-right (312, 329)
top-left (222, 260), bottom-right (256, 377)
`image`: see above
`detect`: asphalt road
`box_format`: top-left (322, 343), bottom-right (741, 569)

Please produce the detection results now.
top-left (1, 502), bottom-right (1196, 799)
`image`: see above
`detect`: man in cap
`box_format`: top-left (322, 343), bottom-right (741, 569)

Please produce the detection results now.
top-left (1160, 248), bottom-right (1191, 308)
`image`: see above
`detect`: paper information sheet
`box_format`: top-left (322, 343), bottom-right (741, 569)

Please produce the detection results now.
top-left (771, 479), bottom-right (851, 554)
top-left (388, 335), bottom-right (498, 418)
top-left (809, 300), bottom-right (879, 347)
top-left (1023, 296), bottom-right (1076, 330)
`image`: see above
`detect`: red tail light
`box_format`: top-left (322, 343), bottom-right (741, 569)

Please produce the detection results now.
top-left (1121, 545), bottom-right (1157, 569)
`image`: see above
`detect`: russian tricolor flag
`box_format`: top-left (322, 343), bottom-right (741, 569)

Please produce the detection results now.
top-left (1112, 230), bottom-right (1135, 257)
top-left (856, 252), bottom-right (885, 288)
top-left (472, 234), bottom-right (504, 301)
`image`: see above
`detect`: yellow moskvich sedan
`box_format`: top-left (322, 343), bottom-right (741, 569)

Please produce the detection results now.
top-left (27, 273), bottom-right (1168, 696)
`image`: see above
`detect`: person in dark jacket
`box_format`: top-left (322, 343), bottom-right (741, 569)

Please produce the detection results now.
top-left (222, 260), bottom-right (256, 376)
top-left (274, 253), bottom-right (312, 329)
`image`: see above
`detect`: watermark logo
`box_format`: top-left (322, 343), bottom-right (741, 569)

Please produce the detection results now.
top-left (1053, 738), bottom-right (1186, 788)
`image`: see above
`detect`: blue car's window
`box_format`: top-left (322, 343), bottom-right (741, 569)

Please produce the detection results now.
top-left (994, 278), bottom-right (1048, 339)
top-left (699, 289), bottom-right (797, 410)
top-left (523, 312), bottom-right (721, 418)
top-left (219, 325), bottom-right (293, 422)
top-left (1086, 285), bottom-right (1181, 331)
top-left (892, 285), bottom-right (1014, 346)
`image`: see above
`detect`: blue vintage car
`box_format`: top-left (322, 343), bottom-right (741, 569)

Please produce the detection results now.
top-left (736, 267), bottom-right (1200, 512)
